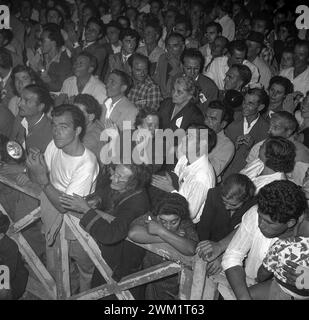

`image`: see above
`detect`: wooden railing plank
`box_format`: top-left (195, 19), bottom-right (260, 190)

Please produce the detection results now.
top-left (69, 261), bottom-right (181, 300)
top-left (64, 215), bottom-right (134, 300)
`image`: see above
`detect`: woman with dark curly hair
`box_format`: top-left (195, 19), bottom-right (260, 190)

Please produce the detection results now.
top-left (60, 162), bottom-right (152, 297)
top-left (128, 192), bottom-right (198, 299)
top-left (241, 136), bottom-right (296, 192)
top-left (8, 65), bottom-right (46, 117)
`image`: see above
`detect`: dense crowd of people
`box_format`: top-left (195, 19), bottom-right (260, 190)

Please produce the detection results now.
top-left (0, 0), bottom-right (309, 300)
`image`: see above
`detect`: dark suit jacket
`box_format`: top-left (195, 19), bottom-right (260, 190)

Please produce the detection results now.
top-left (158, 98), bottom-right (205, 131)
top-left (196, 74), bottom-right (219, 115)
top-left (48, 50), bottom-right (73, 92)
top-left (0, 76), bottom-right (14, 110)
top-left (223, 115), bottom-right (269, 177)
top-left (104, 52), bottom-right (132, 83)
top-left (197, 186), bottom-right (257, 242)
top-left (0, 105), bottom-right (14, 138)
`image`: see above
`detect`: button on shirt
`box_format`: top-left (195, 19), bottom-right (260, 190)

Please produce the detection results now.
top-left (173, 154), bottom-right (216, 224)
top-left (222, 205), bottom-right (278, 285)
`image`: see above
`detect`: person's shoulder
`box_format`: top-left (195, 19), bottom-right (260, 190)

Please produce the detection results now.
top-left (280, 67), bottom-right (293, 76)
top-left (121, 96), bottom-right (137, 110)
top-left (1, 235), bottom-right (19, 253)
top-left (91, 75), bottom-right (105, 86)
top-left (226, 118), bottom-right (243, 130)
top-left (257, 115), bottom-right (270, 128)
top-left (44, 140), bottom-right (57, 155)
top-left (294, 141), bottom-right (309, 163)
top-left (242, 204), bottom-right (258, 224)
top-left (63, 75), bottom-right (76, 83)
top-left (119, 189), bottom-right (150, 209)
top-left (198, 74), bottom-right (218, 89)
top-left (213, 56), bottom-right (227, 65)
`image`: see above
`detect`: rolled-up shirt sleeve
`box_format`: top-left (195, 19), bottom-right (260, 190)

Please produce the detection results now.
top-left (222, 206), bottom-right (257, 271)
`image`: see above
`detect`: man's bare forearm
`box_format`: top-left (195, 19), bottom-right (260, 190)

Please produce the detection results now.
top-left (225, 266), bottom-right (252, 300)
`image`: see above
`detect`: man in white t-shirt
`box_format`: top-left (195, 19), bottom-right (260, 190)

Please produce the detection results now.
top-left (26, 104), bottom-right (99, 293)
top-left (60, 52), bottom-right (107, 105)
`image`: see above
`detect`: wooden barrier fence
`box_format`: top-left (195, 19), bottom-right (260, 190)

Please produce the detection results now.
top-left (0, 172), bottom-right (231, 300)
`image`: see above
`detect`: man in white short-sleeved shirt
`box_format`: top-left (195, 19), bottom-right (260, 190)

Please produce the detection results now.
top-left (27, 104), bottom-right (99, 292)
top-left (61, 52), bottom-right (107, 105)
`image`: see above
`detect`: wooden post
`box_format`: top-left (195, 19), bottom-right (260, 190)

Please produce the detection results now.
top-left (190, 256), bottom-right (207, 300)
top-left (64, 215), bottom-right (134, 300)
top-left (11, 233), bottom-right (57, 300)
top-left (179, 266), bottom-right (193, 300)
top-left (59, 223), bottom-right (70, 298)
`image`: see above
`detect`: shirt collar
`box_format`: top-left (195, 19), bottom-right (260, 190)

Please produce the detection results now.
top-left (183, 154), bottom-right (208, 171)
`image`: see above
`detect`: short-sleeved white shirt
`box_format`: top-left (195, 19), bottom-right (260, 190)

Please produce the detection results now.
top-left (44, 140), bottom-right (99, 196)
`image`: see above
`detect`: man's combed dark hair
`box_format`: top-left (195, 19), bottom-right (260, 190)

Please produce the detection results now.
top-left (120, 28), bottom-right (140, 43)
top-left (208, 100), bottom-right (233, 126)
top-left (230, 64), bottom-right (252, 88)
top-left (110, 69), bottom-right (133, 95)
top-left (42, 23), bottom-right (65, 48)
top-left (257, 180), bottom-right (307, 223)
top-left (74, 94), bottom-right (102, 120)
top-left (227, 40), bottom-right (248, 56)
top-left (221, 173), bottom-right (256, 203)
top-left (246, 87), bottom-right (269, 110)
top-left (12, 64), bottom-right (48, 95)
top-left (204, 21), bottom-right (223, 35)
top-left (51, 104), bottom-right (86, 140)
top-left (268, 76), bottom-right (294, 95)
top-left (24, 84), bottom-right (54, 114)
top-left (153, 192), bottom-right (190, 221)
top-left (86, 17), bottom-right (105, 38)
top-left (264, 136), bottom-right (296, 173)
top-left (181, 48), bottom-right (205, 73)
